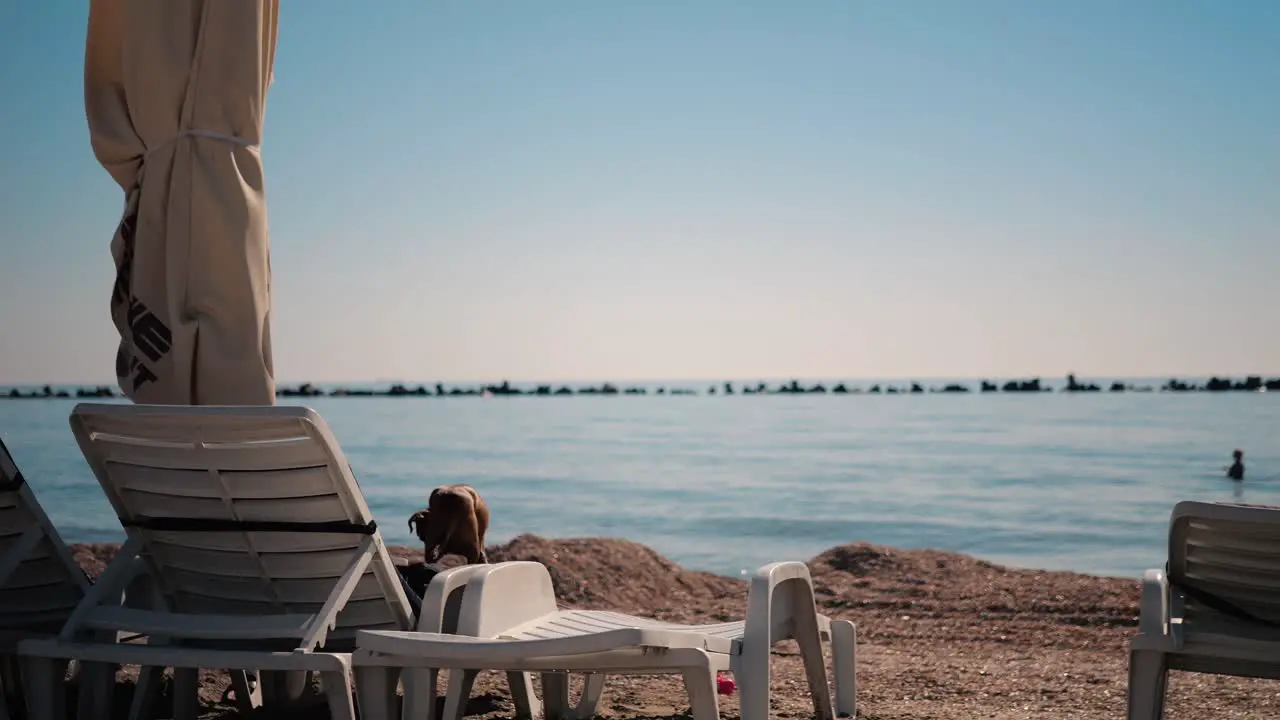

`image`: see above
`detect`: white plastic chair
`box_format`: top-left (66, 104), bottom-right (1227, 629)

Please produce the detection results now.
top-left (393, 564), bottom-right (548, 720)
top-left (353, 559), bottom-right (857, 720)
top-left (16, 404), bottom-right (416, 720)
top-left (1129, 501), bottom-right (1280, 719)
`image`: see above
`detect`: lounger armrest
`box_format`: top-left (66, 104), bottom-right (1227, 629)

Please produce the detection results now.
top-left (752, 561), bottom-right (813, 588)
top-left (79, 606), bottom-right (315, 640)
top-left (59, 536), bottom-right (147, 640)
top-left (419, 564), bottom-right (489, 633)
top-left (455, 561), bottom-right (560, 637)
top-left (746, 561), bottom-right (818, 645)
top-left (357, 626), bottom-right (709, 663)
top-left (1167, 574), bottom-right (1188, 650)
top-left (1138, 568), bottom-right (1169, 638)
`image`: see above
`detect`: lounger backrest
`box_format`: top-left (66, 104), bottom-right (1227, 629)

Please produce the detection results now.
top-left (68, 404), bottom-right (413, 643)
top-left (0, 438), bottom-right (89, 639)
top-left (1168, 501), bottom-right (1280, 625)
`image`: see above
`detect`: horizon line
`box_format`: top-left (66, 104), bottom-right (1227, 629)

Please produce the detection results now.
top-left (5, 371), bottom-right (1280, 389)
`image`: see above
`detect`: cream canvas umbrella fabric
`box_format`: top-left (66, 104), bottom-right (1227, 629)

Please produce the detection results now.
top-left (85, 0), bottom-right (279, 405)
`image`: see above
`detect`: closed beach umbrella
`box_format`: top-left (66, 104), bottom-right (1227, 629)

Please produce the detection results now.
top-left (84, 0), bottom-right (279, 405)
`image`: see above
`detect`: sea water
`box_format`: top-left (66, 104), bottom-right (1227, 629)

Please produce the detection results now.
top-left (2, 385), bottom-right (1275, 579)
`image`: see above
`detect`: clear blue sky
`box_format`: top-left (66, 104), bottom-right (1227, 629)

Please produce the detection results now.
top-left (1, 1), bottom-right (1277, 385)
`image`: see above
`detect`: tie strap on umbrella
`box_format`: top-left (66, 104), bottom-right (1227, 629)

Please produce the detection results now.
top-left (144, 128), bottom-right (260, 160)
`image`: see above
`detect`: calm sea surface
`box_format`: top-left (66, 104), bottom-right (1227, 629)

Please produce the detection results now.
top-left (1, 384), bottom-right (1276, 579)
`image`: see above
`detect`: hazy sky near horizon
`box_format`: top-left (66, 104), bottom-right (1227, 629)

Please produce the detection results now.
top-left (1, 1), bottom-right (1277, 385)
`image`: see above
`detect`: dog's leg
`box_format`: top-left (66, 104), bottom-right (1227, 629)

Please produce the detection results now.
top-left (444, 511), bottom-right (485, 565)
top-left (460, 487), bottom-right (489, 564)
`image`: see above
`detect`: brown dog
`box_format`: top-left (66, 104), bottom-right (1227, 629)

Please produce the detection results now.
top-left (408, 484), bottom-right (489, 565)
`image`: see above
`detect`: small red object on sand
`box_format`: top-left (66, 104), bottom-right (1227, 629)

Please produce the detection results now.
top-left (717, 672), bottom-right (736, 695)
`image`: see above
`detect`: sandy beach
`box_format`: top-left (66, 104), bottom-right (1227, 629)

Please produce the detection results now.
top-left (55, 536), bottom-right (1275, 719)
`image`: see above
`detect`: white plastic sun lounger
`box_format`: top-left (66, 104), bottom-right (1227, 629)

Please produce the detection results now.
top-left (353, 560), bottom-right (857, 720)
top-left (16, 404), bottom-right (417, 720)
top-left (0, 438), bottom-right (90, 643)
top-left (0, 437), bottom-right (98, 720)
top-left (1129, 501), bottom-right (1280, 719)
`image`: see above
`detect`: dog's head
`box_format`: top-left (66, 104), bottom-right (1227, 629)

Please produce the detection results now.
top-left (408, 508), bottom-right (432, 543)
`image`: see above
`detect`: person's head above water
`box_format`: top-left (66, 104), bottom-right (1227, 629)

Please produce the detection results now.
top-left (1227, 449), bottom-right (1245, 480)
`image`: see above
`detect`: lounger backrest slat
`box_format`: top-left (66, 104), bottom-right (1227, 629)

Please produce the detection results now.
top-left (141, 529), bottom-right (362, 554)
top-left (170, 589), bottom-right (403, 633)
top-left (84, 430), bottom-right (333, 474)
top-left (0, 530), bottom-right (85, 628)
top-left (145, 537), bottom-right (367, 577)
top-left (103, 462), bottom-right (353, 522)
top-left (68, 404), bottom-right (413, 643)
top-left (1169, 501), bottom-right (1280, 625)
top-left (0, 438), bottom-right (89, 638)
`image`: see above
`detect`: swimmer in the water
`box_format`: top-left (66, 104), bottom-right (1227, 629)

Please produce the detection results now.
top-left (1227, 449), bottom-right (1245, 481)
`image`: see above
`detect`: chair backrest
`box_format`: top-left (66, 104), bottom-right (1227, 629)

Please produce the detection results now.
top-left (68, 403), bottom-right (414, 643)
top-left (1168, 501), bottom-right (1280, 625)
top-left (0, 437), bottom-right (90, 640)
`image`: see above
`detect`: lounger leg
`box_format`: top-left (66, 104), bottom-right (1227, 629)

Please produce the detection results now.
top-left (574, 674), bottom-right (606, 719)
top-left (830, 620), bottom-right (856, 719)
top-left (506, 671), bottom-right (541, 720)
top-left (0, 654), bottom-right (16, 720)
top-left (261, 669), bottom-right (312, 708)
top-left (681, 664), bottom-right (720, 720)
top-left (321, 665), bottom-right (357, 720)
top-left (403, 668), bottom-right (439, 720)
top-left (128, 665), bottom-right (164, 720)
top-left (20, 657), bottom-right (67, 720)
top-left (734, 644), bottom-right (770, 720)
top-left (228, 669), bottom-right (261, 713)
top-left (541, 673), bottom-right (570, 720)
top-left (794, 621), bottom-right (833, 720)
top-left (354, 666), bottom-right (399, 720)
top-left (126, 628), bottom-right (170, 720)
top-left (442, 669), bottom-right (477, 720)
top-left (75, 659), bottom-right (116, 720)
top-left (172, 667), bottom-right (199, 720)
top-left (1127, 649), bottom-right (1168, 720)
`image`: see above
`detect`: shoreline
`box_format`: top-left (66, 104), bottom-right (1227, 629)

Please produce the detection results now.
top-left (63, 535), bottom-right (1276, 719)
top-left (5, 374), bottom-right (1280, 400)
top-left (64, 532), bottom-right (1144, 583)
